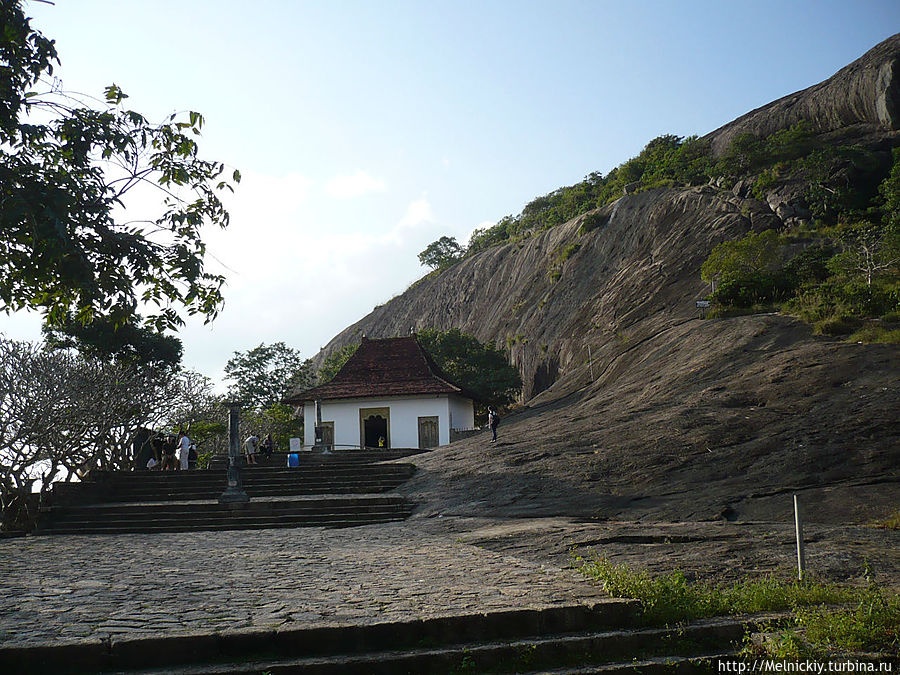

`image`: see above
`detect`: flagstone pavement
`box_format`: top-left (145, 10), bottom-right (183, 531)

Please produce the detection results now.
top-left (0, 520), bottom-right (607, 648)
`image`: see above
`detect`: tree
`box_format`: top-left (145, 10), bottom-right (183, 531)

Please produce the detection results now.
top-left (827, 221), bottom-right (900, 287)
top-left (317, 342), bottom-right (360, 383)
top-left (701, 229), bottom-right (783, 286)
top-left (1, 1), bottom-right (239, 336)
top-left (41, 316), bottom-right (183, 369)
top-left (224, 342), bottom-right (312, 409)
top-left (417, 328), bottom-right (521, 408)
top-left (0, 337), bottom-right (184, 529)
top-left (418, 236), bottom-right (463, 270)
top-left (241, 404), bottom-right (302, 453)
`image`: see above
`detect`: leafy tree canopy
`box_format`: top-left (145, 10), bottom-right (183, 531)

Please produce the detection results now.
top-left (1, 1), bottom-right (239, 336)
top-left (42, 316), bottom-right (183, 370)
top-left (418, 236), bottom-right (463, 270)
top-left (701, 229), bottom-right (783, 285)
top-left (417, 328), bottom-right (521, 408)
top-left (224, 342), bottom-right (312, 409)
top-left (317, 342), bottom-right (360, 384)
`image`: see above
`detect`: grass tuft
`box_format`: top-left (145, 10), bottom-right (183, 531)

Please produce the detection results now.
top-left (577, 556), bottom-right (853, 626)
top-left (577, 556), bottom-right (900, 658)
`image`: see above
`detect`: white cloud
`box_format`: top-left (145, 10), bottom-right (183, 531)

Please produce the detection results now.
top-left (397, 197), bottom-right (434, 230)
top-left (325, 170), bottom-right (386, 198)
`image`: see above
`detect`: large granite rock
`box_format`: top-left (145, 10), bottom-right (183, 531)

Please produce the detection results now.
top-left (705, 33), bottom-right (900, 157)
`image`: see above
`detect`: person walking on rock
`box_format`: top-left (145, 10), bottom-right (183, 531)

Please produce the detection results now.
top-left (488, 407), bottom-right (500, 443)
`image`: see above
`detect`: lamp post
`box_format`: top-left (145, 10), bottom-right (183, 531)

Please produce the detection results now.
top-left (219, 401), bottom-right (249, 505)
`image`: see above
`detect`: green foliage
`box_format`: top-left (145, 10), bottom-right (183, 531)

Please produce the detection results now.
top-left (578, 556), bottom-right (864, 628)
top-left (466, 222), bottom-right (510, 255)
top-left (187, 418), bottom-right (227, 469)
top-left (578, 210), bottom-right (609, 235)
top-left (41, 316), bottom-right (183, 370)
top-left (459, 135), bottom-right (713, 258)
top-left (317, 342), bottom-right (360, 383)
top-left (701, 229), bottom-right (784, 285)
top-left (548, 242), bottom-right (581, 282)
top-left (745, 586), bottom-right (900, 659)
top-left (417, 328), bottom-right (521, 408)
top-left (418, 236), bottom-right (463, 270)
top-left (224, 342), bottom-right (312, 409)
top-left (713, 121), bottom-right (818, 179)
top-left (0, 1), bottom-right (238, 334)
top-left (880, 147), bottom-right (900, 230)
top-left (783, 278), bottom-right (900, 329)
top-left (242, 403), bottom-right (302, 451)
top-left (827, 221), bottom-right (900, 286)
top-left (702, 144), bottom-right (900, 336)
top-left (711, 272), bottom-right (797, 307)
top-left (847, 324), bottom-right (900, 344)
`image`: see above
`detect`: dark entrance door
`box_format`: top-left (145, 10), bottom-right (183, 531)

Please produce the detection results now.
top-left (360, 407), bottom-right (390, 449)
top-left (418, 416), bottom-right (439, 448)
top-left (364, 415), bottom-right (387, 448)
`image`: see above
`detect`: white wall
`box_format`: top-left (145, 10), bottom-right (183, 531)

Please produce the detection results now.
top-left (448, 395), bottom-right (475, 431)
top-left (301, 395), bottom-right (463, 449)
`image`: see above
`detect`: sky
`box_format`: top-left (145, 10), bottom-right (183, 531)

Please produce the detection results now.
top-left (4, 0), bottom-right (900, 388)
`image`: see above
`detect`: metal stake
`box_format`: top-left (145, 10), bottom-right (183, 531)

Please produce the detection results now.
top-left (794, 494), bottom-right (805, 581)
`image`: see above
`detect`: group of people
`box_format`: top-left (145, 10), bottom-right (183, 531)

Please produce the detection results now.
top-left (145, 430), bottom-right (276, 470)
top-left (146, 431), bottom-right (197, 471)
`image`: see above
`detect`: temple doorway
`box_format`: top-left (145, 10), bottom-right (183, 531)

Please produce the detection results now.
top-left (360, 408), bottom-right (390, 449)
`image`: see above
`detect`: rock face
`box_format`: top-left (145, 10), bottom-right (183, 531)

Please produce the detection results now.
top-left (322, 186), bottom-right (767, 401)
top-left (705, 33), bottom-right (900, 157)
top-left (311, 36), bottom-right (900, 524)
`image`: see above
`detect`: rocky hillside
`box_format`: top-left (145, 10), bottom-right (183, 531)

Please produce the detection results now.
top-left (315, 35), bottom-right (900, 524)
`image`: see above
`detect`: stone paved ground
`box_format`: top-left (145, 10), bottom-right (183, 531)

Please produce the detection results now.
top-left (0, 519), bottom-right (608, 648)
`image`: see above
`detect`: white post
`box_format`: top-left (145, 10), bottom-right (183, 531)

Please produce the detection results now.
top-left (793, 494), bottom-right (806, 581)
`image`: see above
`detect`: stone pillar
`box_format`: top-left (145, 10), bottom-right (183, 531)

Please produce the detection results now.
top-left (219, 402), bottom-right (249, 505)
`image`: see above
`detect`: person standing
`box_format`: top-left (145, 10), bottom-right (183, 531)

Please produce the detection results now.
top-left (488, 407), bottom-right (500, 443)
top-left (261, 433), bottom-right (273, 459)
top-left (245, 433), bottom-right (259, 465)
top-left (178, 431), bottom-right (192, 471)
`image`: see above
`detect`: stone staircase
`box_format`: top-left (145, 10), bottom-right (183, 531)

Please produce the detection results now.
top-left (36, 450), bottom-right (421, 535)
top-left (0, 602), bottom-right (768, 674)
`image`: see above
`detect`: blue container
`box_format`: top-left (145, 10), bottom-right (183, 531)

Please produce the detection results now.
top-left (287, 453), bottom-right (300, 467)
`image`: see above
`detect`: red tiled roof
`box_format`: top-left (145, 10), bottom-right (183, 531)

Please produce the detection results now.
top-left (284, 336), bottom-right (478, 403)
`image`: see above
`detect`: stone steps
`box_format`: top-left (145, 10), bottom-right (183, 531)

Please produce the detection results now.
top-left (207, 449), bottom-right (426, 470)
top-left (0, 602), bottom-right (764, 674)
top-left (36, 495), bottom-right (413, 535)
top-left (38, 450), bottom-right (421, 535)
top-left (47, 463), bottom-right (416, 506)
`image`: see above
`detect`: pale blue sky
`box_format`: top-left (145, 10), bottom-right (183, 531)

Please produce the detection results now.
top-left (5, 0), bottom-right (899, 385)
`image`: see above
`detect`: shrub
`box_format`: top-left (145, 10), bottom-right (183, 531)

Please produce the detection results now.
top-left (711, 271), bottom-right (797, 308)
top-left (814, 315), bottom-right (863, 336)
top-left (701, 230), bottom-right (784, 287)
top-left (579, 210), bottom-right (609, 234)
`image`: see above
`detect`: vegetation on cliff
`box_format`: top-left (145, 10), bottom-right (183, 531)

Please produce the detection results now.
top-left (702, 124), bottom-right (900, 339)
top-left (420, 120), bottom-right (900, 341)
